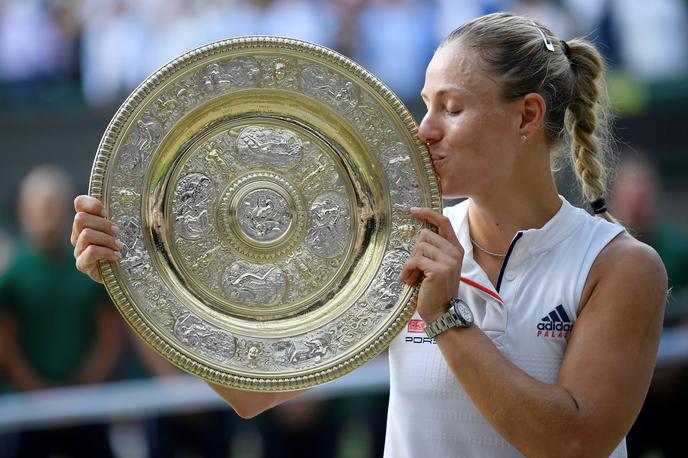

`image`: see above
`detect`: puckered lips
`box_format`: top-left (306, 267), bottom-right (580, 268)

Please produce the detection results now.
top-left (430, 153), bottom-right (446, 167)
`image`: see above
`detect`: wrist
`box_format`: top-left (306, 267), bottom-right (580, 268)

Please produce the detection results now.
top-left (420, 306), bottom-right (450, 325)
top-left (423, 298), bottom-right (474, 339)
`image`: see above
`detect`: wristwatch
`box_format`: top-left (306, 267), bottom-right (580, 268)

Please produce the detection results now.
top-left (424, 297), bottom-right (474, 339)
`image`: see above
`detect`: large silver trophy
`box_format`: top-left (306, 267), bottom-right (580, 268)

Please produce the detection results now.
top-left (90, 37), bottom-right (441, 391)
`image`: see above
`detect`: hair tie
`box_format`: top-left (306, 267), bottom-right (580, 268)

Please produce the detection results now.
top-left (561, 40), bottom-right (572, 60)
top-left (590, 198), bottom-right (607, 214)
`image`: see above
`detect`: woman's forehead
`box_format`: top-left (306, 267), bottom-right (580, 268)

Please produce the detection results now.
top-left (423, 44), bottom-right (499, 99)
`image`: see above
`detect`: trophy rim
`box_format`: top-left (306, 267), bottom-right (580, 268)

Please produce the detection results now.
top-left (88, 36), bottom-right (441, 391)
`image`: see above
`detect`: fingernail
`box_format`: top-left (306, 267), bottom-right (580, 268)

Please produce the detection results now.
top-left (111, 225), bottom-right (119, 235)
top-left (410, 207), bottom-right (420, 212)
top-left (101, 208), bottom-right (108, 218)
top-left (113, 251), bottom-right (122, 259)
top-left (115, 240), bottom-right (123, 249)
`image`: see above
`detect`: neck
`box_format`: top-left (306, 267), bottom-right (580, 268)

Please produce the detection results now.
top-left (467, 180), bottom-right (561, 254)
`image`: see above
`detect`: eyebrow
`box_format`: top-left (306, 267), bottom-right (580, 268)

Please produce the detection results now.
top-left (420, 86), bottom-right (467, 101)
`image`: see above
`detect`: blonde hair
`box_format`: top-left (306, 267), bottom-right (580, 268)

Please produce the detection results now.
top-left (441, 13), bottom-right (617, 222)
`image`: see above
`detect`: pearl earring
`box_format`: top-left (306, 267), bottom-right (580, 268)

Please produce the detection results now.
top-left (521, 134), bottom-right (528, 141)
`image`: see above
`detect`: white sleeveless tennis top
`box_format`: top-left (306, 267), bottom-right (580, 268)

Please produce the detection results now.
top-left (384, 196), bottom-right (627, 458)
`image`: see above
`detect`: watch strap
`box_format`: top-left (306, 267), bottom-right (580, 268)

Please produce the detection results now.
top-left (424, 298), bottom-right (471, 339)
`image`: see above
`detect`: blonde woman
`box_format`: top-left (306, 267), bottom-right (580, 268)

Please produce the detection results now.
top-left (72, 13), bottom-right (666, 457)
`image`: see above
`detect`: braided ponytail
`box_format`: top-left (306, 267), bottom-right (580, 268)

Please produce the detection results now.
top-left (564, 40), bottom-right (618, 222)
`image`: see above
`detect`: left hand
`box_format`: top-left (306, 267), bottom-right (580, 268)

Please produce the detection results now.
top-left (400, 207), bottom-right (464, 323)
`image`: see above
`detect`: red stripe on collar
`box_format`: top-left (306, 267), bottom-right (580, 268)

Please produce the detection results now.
top-left (460, 277), bottom-right (504, 304)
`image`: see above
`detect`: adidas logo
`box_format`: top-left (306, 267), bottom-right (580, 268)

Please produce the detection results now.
top-left (536, 305), bottom-right (573, 338)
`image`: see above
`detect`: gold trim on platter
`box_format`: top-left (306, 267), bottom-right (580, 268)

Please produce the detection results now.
top-left (89, 36), bottom-right (441, 391)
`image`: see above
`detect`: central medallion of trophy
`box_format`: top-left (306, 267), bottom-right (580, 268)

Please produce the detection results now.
top-left (236, 188), bottom-right (292, 243)
top-left (219, 171), bottom-right (306, 260)
top-left (166, 121), bottom-right (355, 319)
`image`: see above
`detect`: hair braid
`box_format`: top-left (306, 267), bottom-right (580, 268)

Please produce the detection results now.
top-left (564, 40), bottom-right (617, 222)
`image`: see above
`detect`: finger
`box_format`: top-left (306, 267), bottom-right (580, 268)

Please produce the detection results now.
top-left (405, 266), bottom-right (424, 286)
top-left (86, 266), bottom-right (103, 284)
top-left (401, 252), bottom-right (442, 283)
top-left (74, 195), bottom-right (107, 217)
top-left (400, 256), bottom-right (420, 284)
top-left (400, 260), bottom-right (422, 285)
top-left (71, 212), bottom-right (117, 246)
top-left (417, 228), bottom-right (464, 258)
top-left (81, 263), bottom-right (104, 284)
top-left (74, 228), bottom-right (122, 259)
top-left (410, 207), bottom-right (460, 246)
top-left (76, 245), bottom-right (121, 275)
top-left (413, 241), bottom-right (456, 266)
top-left (401, 255), bottom-right (443, 281)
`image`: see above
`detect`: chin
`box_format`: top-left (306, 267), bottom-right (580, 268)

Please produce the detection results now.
top-left (438, 178), bottom-right (467, 200)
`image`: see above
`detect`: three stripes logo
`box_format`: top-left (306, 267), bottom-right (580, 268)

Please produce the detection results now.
top-left (536, 305), bottom-right (573, 338)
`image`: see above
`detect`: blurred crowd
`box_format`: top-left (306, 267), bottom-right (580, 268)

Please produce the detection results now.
top-left (1, 0), bottom-right (688, 108)
top-left (0, 1), bottom-right (688, 457)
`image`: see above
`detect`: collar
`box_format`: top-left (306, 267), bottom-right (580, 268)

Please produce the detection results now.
top-left (445, 195), bottom-right (585, 298)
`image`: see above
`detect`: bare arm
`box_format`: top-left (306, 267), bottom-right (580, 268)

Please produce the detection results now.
top-left (72, 195), bottom-right (305, 417)
top-left (404, 209), bottom-right (666, 457)
top-left (207, 384), bottom-right (305, 419)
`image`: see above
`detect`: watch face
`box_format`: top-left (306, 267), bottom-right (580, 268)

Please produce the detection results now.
top-left (455, 302), bottom-right (474, 326)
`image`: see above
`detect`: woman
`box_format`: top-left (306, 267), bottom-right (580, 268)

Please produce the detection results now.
top-left (72, 13), bottom-right (666, 457)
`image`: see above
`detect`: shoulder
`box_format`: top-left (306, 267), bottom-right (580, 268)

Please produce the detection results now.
top-left (594, 232), bottom-right (666, 286)
top-left (581, 232), bottom-right (667, 316)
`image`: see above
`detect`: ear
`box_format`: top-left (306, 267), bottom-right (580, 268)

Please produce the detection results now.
top-left (519, 93), bottom-right (547, 137)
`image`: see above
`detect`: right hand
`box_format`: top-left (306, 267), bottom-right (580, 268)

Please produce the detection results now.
top-left (71, 195), bottom-right (122, 283)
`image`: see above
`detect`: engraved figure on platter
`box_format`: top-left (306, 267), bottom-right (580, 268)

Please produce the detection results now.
top-left (174, 314), bottom-right (236, 361)
top-left (293, 336), bottom-right (330, 363)
top-left (306, 193), bottom-right (350, 258)
top-left (274, 333), bottom-right (333, 366)
top-left (118, 116), bottom-right (163, 174)
top-left (119, 143), bottom-right (147, 174)
top-left (300, 66), bottom-right (359, 113)
top-left (200, 57), bottom-right (260, 93)
top-left (236, 126), bottom-right (303, 168)
top-left (238, 190), bottom-right (292, 241)
top-left (223, 261), bottom-right (285, 305)
top-left (383, 145), bottom-right (421, 207)
top-left (366, 250), bottom-right (409, 310)
top-left (116, 217), bottom-right (151, 278)
top-left (201, 63), bottom-right (229, 92)
top-left (259, 58), bottom-right (298, 89)
top-left (133, 116), bottom-right (163, 153)
top-left (153, 79), bottom-right (201, 127)
top-left (175, 173), bottom-right (215, 239)
top-left (171, 79), bottom-right (200, 112)
top-left (155, 92), bottom-right (183, 126)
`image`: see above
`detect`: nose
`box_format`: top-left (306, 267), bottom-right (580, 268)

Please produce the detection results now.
top-left (417, 110), bottom-right (441, 145)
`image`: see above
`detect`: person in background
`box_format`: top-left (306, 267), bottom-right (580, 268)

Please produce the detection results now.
top-left (610, 154), bottom-right (688, 292)
top-left (611, 154), bottom-right (688, 457)
top-left (0, 165), bottom-right (121, 458)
